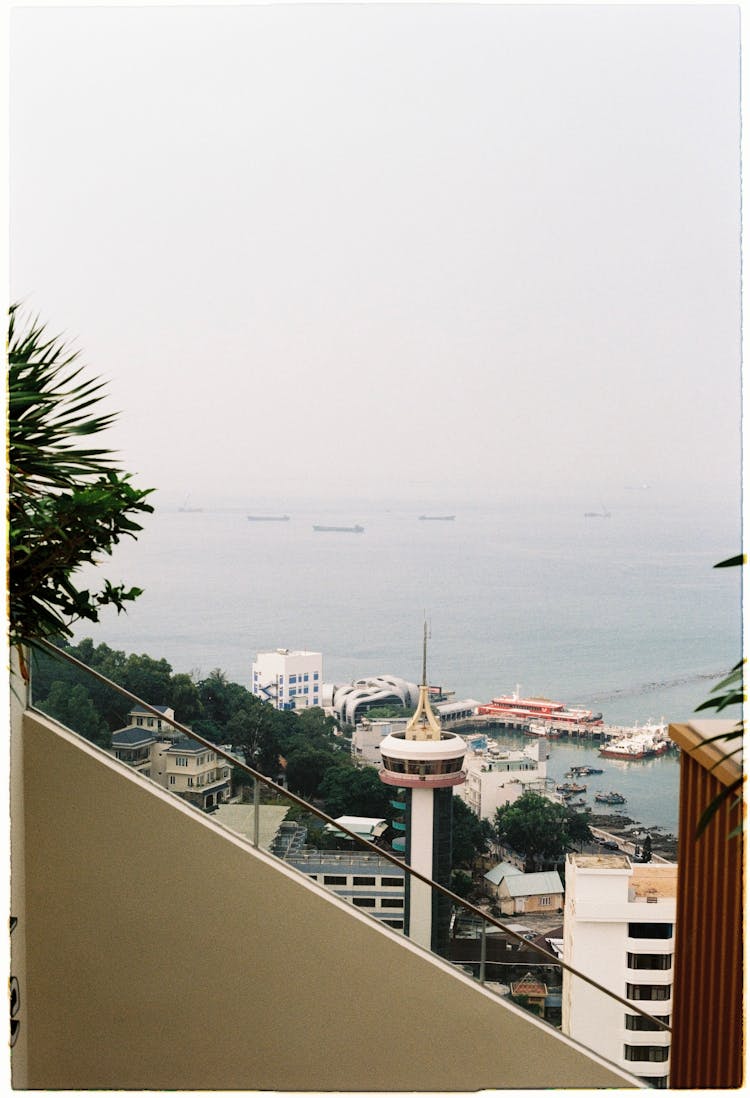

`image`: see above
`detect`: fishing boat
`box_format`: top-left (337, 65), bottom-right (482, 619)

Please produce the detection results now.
top-left (594, 791), bottom-right (626, 805)
top-left (312, 524), bottom-right (364, 533)
top-left (567, 765), bottom-right (604, 776)
top-left (557, 782), bottom-right (587, 795)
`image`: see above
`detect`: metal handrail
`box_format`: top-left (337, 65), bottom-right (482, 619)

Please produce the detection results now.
top-left (29, 638), bottom-right (672, 1034)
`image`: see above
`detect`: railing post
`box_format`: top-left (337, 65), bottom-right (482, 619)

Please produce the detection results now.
top-left (479, 920), bottom-right (487, 985)
top-left (253, 777), bottom-right (260, 848)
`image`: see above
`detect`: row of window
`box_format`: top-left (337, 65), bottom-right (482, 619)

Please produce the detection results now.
top-left (318, 874), bottom-right (403, 887)
top-left (627, 984), bottom-right (671, 1001)
top-left (625, 1014), bottom-right (670, 1032)
top-left (624, 1046), bottom-right (669, 1063)
top-left (351, 897), bottom-right (404, 909)
top-left (628, 923), bottom-right (673, 940)
top-left (253, 671), bottom-right (320, 683)
top-left (380, 756), bottom-right (464, 776)
top-left (627, 953), bottom-right (672, 971)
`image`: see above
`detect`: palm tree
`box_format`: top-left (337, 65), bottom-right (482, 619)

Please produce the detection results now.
top-left (8, 304), bottom-right (153, 654)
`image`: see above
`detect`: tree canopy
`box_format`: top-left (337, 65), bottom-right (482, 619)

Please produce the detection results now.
top-left (494, 791), bottom-right (592, 871)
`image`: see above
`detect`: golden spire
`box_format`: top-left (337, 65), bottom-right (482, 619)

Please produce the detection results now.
top-left (405, 621), bottom-right (442, 741)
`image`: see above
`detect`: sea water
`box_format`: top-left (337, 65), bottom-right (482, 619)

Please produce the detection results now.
top-left (72, 491), bottom-right (741, 834)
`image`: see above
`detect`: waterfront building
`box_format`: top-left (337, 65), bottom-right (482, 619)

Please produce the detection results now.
top-left (251, 648), bottom-right (323, 710)
top-left (328, 675), bottom-right (420, 726)
top-left (562, 853), bottom-right (677, 1089)
top-left (458, 739), bottom-right (549, 820)
top-left (378, 632), bottom-right (467, 954)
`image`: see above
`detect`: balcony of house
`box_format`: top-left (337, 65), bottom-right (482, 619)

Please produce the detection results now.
top-left (10, 645), bottom-right (648, 1092)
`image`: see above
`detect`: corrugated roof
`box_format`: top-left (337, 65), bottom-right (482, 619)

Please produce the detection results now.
top-left (502, 871), bottom-right (563, 897)
top-left (484, 861), bottom-right (523, 885)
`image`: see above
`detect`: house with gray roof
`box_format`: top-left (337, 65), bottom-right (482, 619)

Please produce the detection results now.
top-left (491, 870), bottom-right (564, 916)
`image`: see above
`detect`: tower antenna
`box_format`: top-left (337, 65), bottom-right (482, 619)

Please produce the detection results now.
top-left (422, 619), bottom-right (428, 688)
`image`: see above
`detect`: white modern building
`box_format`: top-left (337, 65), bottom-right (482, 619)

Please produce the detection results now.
top-left (328, 675), bottom-right (420, 725)
top-left (563, 853), bottom-right (677, 1089)
top-left (458, 739), bottom-right (550, 820)
top-left (251, 648), bottom-right (323, 710)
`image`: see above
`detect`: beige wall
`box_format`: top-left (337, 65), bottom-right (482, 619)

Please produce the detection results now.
top-left (13, 709), bottom-right (639, 1091)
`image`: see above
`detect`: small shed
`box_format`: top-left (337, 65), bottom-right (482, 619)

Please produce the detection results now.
top-left (483, 861), bottom-right (523, 898)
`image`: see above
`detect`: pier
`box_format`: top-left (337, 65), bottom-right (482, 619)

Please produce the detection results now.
top-left (454, 714), bottom-right (606, 740)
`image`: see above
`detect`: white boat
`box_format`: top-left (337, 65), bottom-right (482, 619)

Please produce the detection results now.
top-left (599, 721), bottom-right (669, 760)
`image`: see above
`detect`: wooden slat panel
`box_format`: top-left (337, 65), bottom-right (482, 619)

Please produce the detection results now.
top-left (670, 750), bottom-right (743, 1088)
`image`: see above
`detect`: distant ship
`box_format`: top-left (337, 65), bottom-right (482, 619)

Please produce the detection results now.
top-left (584, 505), bottom-right (611, 518)
top-left (599, 730), bottom-right (669, 761)
top-left (178, 495), bottom-right (202, 513)
top-left (419, 515), bottom-right (455, 521)
top-left (247, 515), bottom-right (290, 522)
top-left (313, 524), bottom-right (364, 533)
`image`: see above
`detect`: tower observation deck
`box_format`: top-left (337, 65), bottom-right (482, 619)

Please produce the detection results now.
top-left (378, 627), bottom-right (467, 953)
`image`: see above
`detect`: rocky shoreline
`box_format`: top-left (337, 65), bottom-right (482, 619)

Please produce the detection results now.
top-left (588, 813), bottom-right (678, 860)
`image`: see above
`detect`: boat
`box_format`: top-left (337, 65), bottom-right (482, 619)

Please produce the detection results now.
top-left (567, 798), bottom-right (587, 808)
top-left (477, 686), bottom-right (603, 726)
top-left (567, 765), bottom-right (604, 776)
top-left (247, 515), bottom-right (290, 522)
top-left (419, 515), bottom-right (455, 521)
top-left (556, 782), bottom-right (587, 795)
top-left (599, 723), bottom-right (669, 760)
top-left (584, 504), bottom-right (611, 518)
top-left (525, 719), bottom-right (561, 738)
top-left (313, 524), bottom-right (364, 533)
top-left (594, 791), bottom-right (626, 804)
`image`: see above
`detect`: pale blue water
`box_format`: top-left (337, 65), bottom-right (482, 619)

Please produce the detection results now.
top-left (74, 490), bottom-right (741, 834)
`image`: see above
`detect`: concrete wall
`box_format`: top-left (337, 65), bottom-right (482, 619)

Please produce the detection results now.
top-left (12, 709), bottom-right (640, 1091)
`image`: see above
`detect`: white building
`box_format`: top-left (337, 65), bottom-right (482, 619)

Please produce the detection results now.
top-left (251, 648), bottom-right (323, 710)
top-left (351, 717), bottom-right (409, 764)
top-left (563, 853), bottom-right (677, 1089)
top-left (328, 675), bottom-right (420, 726)
top-left (458, 739), bottom-right (550, 820)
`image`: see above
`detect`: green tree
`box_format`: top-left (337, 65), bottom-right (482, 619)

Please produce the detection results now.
top-left (495, 792), bottom-right (585, 872)
top-left (226, 701), bottom-right (282, 776)
top-left (284, 746), bottom-right (334, 799)
top-left (37, 681), bottom-right (110, 747)
top-left (318, 764), bottom-right (392, 819)
top-left (452, 796), bottom-right (492, 867)
top-left (8, 305), bottom-right (153, 650)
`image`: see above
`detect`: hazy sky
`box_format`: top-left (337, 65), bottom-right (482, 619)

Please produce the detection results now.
top-left (10, 3), bottom-right (742, 506)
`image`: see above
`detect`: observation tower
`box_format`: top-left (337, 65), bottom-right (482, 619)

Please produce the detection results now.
top-left (378, 628), bottom-right (467, 954)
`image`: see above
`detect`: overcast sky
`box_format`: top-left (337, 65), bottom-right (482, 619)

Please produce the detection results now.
top-left (10, 3), bottom-right (742, 507)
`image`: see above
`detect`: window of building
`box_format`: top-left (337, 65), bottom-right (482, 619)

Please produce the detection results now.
top-left (169, 776), bottom-right (176, 785)
top-left (136, 717), bottom-right (144, 726)
top-left (147, 718), bottom-right (154, 727)
top-left (323, 875), bottom-right (346, 886)
top-left (175, 756), bottom-right (188, 767)
top-left (624, 1046), bottom-right (669, 1063)
top-left (188, 778), bottom-right (194, 787)
top-left (639, 1077), bottom-right (668, 1089)
top-left (539, 896), bottom-right (551, 906)
top-left (381, 898), bottom-right (404, 908)
top-left (627, 953), bottom-right (672, 970)
top-left (625, 1014), bottom-right (670, 1032)
top-left (290, 688), bottom-right (296, 696)
top-left (309, 875), bottom-right (317, 881)
top-left (314, 672), bottom-right (319, 680)
top-left (353, 876), bottom-right (376, 886)
top-left (353, 897), bottom-right (376, 908)
top-left (627, 984), bottom-right (671, 1001)
top-left (382, 877), bottom-right (403, 887)
top-left (279, 675), bottom-right (284, 683)
top-left (303, 673), bottom-right (309, 681)
top-left (290, 674), bottom-right (297, 683)
top-left (383, 919), bottom-right (404, 929)
top-left (628, 923), bottom-right (673, 939)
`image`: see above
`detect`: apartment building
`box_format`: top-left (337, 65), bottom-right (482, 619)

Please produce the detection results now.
top-left (458, 739), bottom-right (550, 820)
top-left (563, 852), bottom-right (676, 1088)
top-left (285, 850), bottom-right (406, 930)
top-left (251, 648), bottom-right (323, 709)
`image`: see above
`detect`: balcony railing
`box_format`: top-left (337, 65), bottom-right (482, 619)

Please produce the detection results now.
top-left (25, 639), bottom-right (671, 1079)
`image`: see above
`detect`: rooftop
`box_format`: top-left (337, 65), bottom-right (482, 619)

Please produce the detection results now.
top-left (112, 727), bottom-right (157, 746)
top-left (630, 863), bottom-right (678, 900)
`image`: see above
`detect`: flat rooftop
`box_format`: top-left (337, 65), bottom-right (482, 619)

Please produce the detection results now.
top-left (569, 853), bottom-right (630, 870)
top-left (630, 863), bottom-right (677, 899)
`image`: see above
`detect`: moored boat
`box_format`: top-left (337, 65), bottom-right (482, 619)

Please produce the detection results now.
top-left (594, 791), bottom-right (626, 805)
top-left (599, 727), bottom-right (669, 760)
